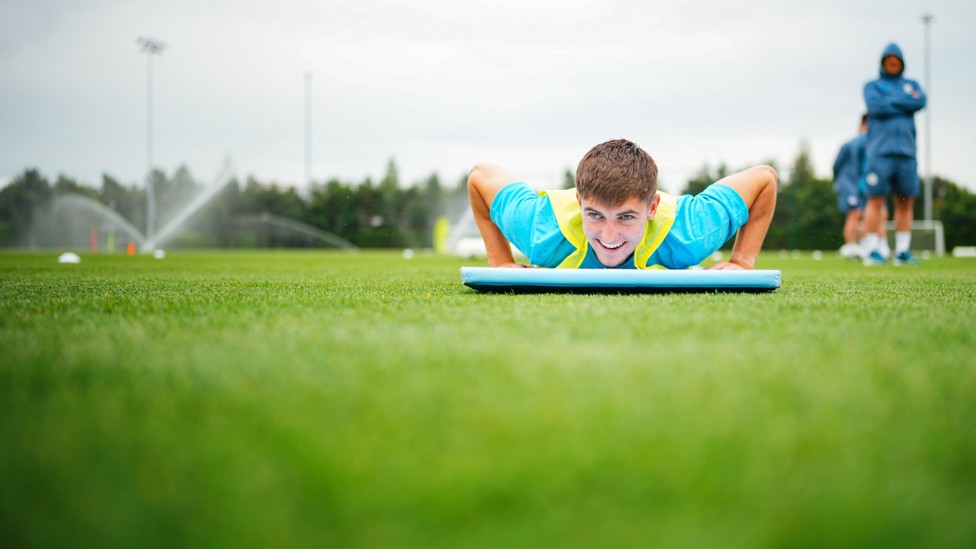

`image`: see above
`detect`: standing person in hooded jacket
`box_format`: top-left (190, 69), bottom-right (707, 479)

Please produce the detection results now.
top-left (862, 42), bottom-right (926, 265)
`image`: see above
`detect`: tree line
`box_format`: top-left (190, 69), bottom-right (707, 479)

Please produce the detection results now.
top-left (0, 159), bottom-right (470, 250)
top-left (2, 147), bottom-right (974, 251)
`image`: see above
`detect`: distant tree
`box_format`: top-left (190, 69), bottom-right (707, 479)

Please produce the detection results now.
top-left (379, 158), bottom-right (399, 193)
top-left (682, 163), bottom-right (729, 195)
top-left (794, 142), bottom-right (831, 248)
top-left (238, 176), bottom-right (263, 215)
top-left (239, 177), bottom-right (304, 219)
top-left (170, 165), bottom-right (197, 193)
top-left (439, 171), bottom-right (471, 223)
top-left (53, 174), bottom-right (98, 199)
top-left (307, 178), bottom-right (357, 243)
top-left (400, 186), bottom-right (427, 247)
top-left (562, 167), bottom-right (575, 190)
top-left (236, 177), bottom-right (311, 246)
top-left (378, 158), bottom-right (401, 228)
top-left (454, 171), bottom-right (469, 195)
top-left (0, 168), bottom-right (52, 247)
top-left (423, 173), bottom-right (443, 218)
top-left (164, 166), bottom-right (201, 213)
top-left (765, 142), bottom-right (838, 250)
top-left (100, 174), bottom-right (145, 231)
top-left (207, 177), bottom-right (241, 247)
top-left (933, 177), bottom-right (976, 249)
top-left (144, 168), bottom-right (169, 235)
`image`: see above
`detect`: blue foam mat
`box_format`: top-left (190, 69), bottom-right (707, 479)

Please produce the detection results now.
top-left (461, 267), bottom-right (781, 293)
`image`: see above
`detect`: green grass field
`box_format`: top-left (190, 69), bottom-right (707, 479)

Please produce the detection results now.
top-left (2, 250), bottom-right (975, 547)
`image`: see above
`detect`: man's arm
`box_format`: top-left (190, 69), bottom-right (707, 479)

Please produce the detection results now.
top-left (467, 163), bottom-right (529, 267)
top-left (709, 165), bottom-right (778, 270)
top-left (864, 81), bottom-right (900, 118)
top-left (832, 142), bottom-right (848, 188)
top-left (890, 79), bottom-right (926, 113)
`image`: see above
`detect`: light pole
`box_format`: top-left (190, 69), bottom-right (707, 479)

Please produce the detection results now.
top-left (305, 71), bottom-right (312, 188)
top-left (137, 37), bottom-right (165, 246)
top-left (921, 14), bottom-right (933, 222)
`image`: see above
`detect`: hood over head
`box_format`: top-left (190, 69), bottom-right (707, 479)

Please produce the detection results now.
top-left (880, 42), bottom-right (905, 76)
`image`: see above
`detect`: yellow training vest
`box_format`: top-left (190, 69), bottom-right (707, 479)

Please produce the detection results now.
top-left (540, 189), bottom-right (678, 269)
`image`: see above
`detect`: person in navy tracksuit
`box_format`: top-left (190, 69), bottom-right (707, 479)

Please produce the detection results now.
top-left (832, 115), bottom-right (868, 258)
top-left (862, 42), bottom-right (926, 265)
top-left (832, 115), bottom-right (890, 260)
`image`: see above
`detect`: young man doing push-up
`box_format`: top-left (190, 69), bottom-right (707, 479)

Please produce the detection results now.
top-left (468, 139), bottom-right (776, 270)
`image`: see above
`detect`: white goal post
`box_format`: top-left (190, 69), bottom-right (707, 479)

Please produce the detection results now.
top-left (883, 219), bottom-right (945, 256)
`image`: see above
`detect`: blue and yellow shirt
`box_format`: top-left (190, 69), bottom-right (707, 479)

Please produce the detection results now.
top-left (489, 183), bottom-right (749, 269)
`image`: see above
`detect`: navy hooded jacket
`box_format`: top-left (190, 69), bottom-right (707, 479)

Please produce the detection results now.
top-left (863, 43), bottom-right (926, 158)
top-left (833, 133), bottom-right (867, 195)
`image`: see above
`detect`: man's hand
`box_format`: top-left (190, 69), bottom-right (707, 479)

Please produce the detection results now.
top-left (497, 262), bottom-right (537, 268)
top-left (707, 261), bottom-right (746, 271)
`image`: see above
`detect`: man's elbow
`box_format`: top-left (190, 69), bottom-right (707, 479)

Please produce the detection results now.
top-left (745, 165), bottom-right (777, 212)
top-left (753, 165), bottom-right (778, 188)
top-left (467, 163), bottom-right (488, 191)
top-left (468, 162), bottom-right (506, 193)
top-left (759, 165), bottom-right (778, 211)
top-left (749, 164), bottom-right (779, 193)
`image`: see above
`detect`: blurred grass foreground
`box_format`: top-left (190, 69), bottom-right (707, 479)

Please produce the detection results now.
top-left (2, 250), bottom-right (975, 547)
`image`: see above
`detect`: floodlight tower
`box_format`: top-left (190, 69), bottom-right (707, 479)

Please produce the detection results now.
top-left (921, 14), bottom-right (933, 222)
top-left (305, 71), bottom-right (312, 188)
top-left (137, 36), bottom-right (166, 245)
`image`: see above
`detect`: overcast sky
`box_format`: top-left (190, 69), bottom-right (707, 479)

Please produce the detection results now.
top-left (2, 0), bottom-right (974, 194)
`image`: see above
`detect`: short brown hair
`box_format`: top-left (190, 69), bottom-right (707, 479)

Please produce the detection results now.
top-left (575, 139), bottom-right (658, 205)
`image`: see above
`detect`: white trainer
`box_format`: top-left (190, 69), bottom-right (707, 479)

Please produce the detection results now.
top-left (839, 243), bottom-right (862, 260)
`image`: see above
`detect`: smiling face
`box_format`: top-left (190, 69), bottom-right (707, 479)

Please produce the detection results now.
top-left (578, 193), bottom-right (659, 267)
